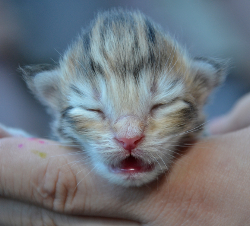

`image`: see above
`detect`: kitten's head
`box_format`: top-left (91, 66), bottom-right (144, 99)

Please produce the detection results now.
top-left (21, 10), bottom-right (227, 186)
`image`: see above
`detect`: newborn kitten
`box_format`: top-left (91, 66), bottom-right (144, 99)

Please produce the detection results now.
top-left (20, 10), bottom-right (226, 186)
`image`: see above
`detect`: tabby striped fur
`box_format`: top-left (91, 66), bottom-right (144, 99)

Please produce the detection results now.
top-left (21, 9), bottom-right (227, 186)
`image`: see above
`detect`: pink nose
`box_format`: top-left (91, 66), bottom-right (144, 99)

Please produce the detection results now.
top-left (115, 135), bottom-right (143, 152)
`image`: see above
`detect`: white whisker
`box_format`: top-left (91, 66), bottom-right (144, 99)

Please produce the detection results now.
top-left (49, 151), bottom-right (83, 158)
top-left (149, 153), bottom-right (163, 172)
top-left (74, 165), bottom-right (97, 191)
top-left (154, 152), bottom-right (168, 170)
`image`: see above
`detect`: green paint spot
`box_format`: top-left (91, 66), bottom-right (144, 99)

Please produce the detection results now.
top-left (31, 150), bottom-right (47, 159)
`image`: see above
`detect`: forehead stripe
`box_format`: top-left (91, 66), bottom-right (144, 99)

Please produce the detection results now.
top-left (145, 19), bottom-right (156, 44)
top-left (71, 85), bottom-right (85, 96)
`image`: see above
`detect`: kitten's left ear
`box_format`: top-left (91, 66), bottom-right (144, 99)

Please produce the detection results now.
top-left (19, 64), bottom-right (62, 110)
top-left (189, 57), bottom-right (228, 104)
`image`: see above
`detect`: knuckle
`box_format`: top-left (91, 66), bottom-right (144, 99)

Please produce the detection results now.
top-left (34, 157), bottom-right (78, 213)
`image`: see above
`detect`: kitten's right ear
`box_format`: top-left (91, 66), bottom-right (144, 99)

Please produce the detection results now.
top-left (19, 64), bottom-right (62, 110)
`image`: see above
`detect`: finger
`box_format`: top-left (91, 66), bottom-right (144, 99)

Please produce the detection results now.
top-left (0, 137), bottom-right (157, 223)
top-left (209, 93), bottom-right (250, 134)
top-left (208, 114), bottom-right (232, 135)
top-left (1, 136), bottom-right (204, 224)
top-left (0, 197), bottom-right (138, 226)
top-left (0, 124), bottom-right (12, 138)
top-left (0, 124), bottom-right (31, 138)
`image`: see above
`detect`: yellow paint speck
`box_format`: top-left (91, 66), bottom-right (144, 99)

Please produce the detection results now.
top-left (31, 150), bottom-right (47, 159)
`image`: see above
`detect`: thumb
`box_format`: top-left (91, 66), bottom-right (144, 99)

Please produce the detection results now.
top-left (0, 124), bottom-right (13, 138)
top-left (208, 115), bottom-right (233, 135)
top-left (0, 124), bottom-right (31, 138)
top-left (209, 93), bottom-right (250, 135)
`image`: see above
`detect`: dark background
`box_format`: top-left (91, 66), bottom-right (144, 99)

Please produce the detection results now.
top-left (1, 0), bottom-right (250, 137)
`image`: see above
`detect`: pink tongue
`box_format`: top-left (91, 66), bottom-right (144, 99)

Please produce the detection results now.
top-left (111, 156), bottom-right (153, 174)
top-left (120, 156), bottom-right (143, 172)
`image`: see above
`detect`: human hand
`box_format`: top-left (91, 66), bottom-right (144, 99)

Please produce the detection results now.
top-left (1, 126), bottom-right (250, 225)
top-left (0, 126), bottom-right (138, 226)
top-left (209, 93), bottom-right (250, 134)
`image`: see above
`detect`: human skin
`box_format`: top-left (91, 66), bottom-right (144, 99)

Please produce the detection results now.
top-left (209, 93), bottom-right (250, 134)
top-left (1, 95), bottom-right (250, 225)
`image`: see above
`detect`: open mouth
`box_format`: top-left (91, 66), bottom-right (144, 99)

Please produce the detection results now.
top-left (110, 156), bottom-right (154, 174)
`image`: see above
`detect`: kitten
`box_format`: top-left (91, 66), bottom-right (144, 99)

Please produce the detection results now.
top-left (19, 10), bottom-right (226, 186)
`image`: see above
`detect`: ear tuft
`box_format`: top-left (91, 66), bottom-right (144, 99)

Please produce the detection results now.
top-left (19, 64), bottom-right (62, 110)
top-left (193, 57), bottom-right (228, 87)
top-left (190, 57), bottom-right (229, 104)
top-left (18, 64), bottom-right (57, 78)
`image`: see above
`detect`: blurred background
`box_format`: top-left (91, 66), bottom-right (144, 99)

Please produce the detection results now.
top-left (0, 0), bottom-right (250, 137)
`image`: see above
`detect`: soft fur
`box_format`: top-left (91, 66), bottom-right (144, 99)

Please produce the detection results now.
top-left (20, 10), bottom-right (227, 186)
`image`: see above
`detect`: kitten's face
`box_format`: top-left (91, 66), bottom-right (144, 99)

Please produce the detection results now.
top-left (22, 10), bottom-right (226, 186)
top-left (61, 69), bottom-right (197, 186)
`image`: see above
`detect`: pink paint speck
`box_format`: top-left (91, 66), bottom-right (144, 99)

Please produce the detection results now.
top-left (27, 138), bottom-right (45, 144)
top-left (18, 144), bottom-right (23, 148)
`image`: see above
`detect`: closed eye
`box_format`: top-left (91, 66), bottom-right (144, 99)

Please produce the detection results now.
top-left (86, 109), bottom-right (105, 118)
top-left (150, 103), bottom-right (166, 112)
top-left (150, 98), bottom-right (192, 115)
top-left (86, 109), bottom-right (101, 112)
top-left (150, 98), bottom-right (179, 113)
